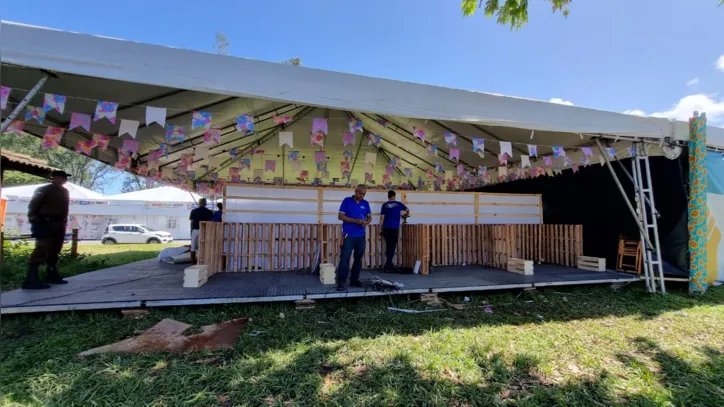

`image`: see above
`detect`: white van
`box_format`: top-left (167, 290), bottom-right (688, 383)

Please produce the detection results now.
top-left (101, 224), bottom-right (174, 245)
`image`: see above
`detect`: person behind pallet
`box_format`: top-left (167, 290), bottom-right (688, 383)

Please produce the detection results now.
top-left (379, 190), bottom-right (410, 272)
top-left (189, 198), bottom-right (214, 264)
top-left (336, 185), bottom-right (372, 291)
top-left (23, 170), bottom-right (72, 289)
top-left (212, 202), bottom-right (223, 222)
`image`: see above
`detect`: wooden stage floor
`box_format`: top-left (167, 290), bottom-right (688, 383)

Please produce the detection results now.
top-left (1, 260), bottom-right (639, 314)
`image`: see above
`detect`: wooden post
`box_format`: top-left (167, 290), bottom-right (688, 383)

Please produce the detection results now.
top-left (71, 229), bottom-right (79, 257)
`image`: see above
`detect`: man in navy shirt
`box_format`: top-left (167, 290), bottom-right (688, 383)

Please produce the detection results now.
top-left (379, 190), bottom-right (409, 271)
top-left (336, 185), bottom-right (372, 291)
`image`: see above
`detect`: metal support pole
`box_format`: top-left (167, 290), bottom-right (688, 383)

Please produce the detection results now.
top-left (0, 73), bottom-right (50, 133)
top-left (595, 139), bottom-right (654, 252)
top-left (631, 143), bottom-right (656, 293)
top-left (615, 159), bottom-right (660, 218)
top-left (640, 142), bottom-right (666, 293)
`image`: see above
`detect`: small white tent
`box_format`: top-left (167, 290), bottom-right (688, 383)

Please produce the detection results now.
top-left (2, 182), bottom-right (109, 238)
top-left (2, 184), bottom-right (205, 240)
top-left (104, 186), bottom-right (204, 239)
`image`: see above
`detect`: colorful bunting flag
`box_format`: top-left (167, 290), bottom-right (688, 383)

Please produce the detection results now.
top-left (498, 166), bottom-right (508, 179)
top-left (343, 150), bottom-right (354, 161)
top-left (435, 162), bottom-right (444, 174)
top-left (43, 93), bottom-right (66, 114)
top-left (457, 164), bottom-right (464, 175)
top-left (365, 172), bottom-right (374, 183)
top-left (240, 158), bottom-right (251, 171)
top-left (148, 150), bottom-right (161, 172)
top-left (444, 132), bottom-right (458, 145)
top-left (250, 149), bottom-right (264, 155)
top-left (581, 156), bottom-right (590, 167)
top-left (317, 161), bottom-right (328, 178)
top-left (368, 133), bottom-right (381, 147)
top-left (229, 167), bottom-right (241, 183)
top-left (563, 156), bottom-right (573, 167)
top-left (365, 152), bottom-right (377, 165)
top-left (264, 160), bottom-right (276, 172)
top-left (94, 101), bottom-right (118, 123)
top-left (158, 143), bottom-right (169, 158)
top-left (605, 147), bottom-right (617, 158)
top-left (310, 131), bottom-right (325, 147)
top-left (192, 111), bottom-right (212, 130)
top-left (404, 167), bottom-right (413, 178)
top-left (165, 124), bottom-right (185, 144)
top-left (390, 156), bottom-right (401, 168)
top-left (42, 127), bottom-right (63, 150)
top-left (412, 126), bottom-right (426, 141)
top-left (0, 86), bottom-right (9, 110)
top-left (279, 131), bottom-right (294, 148)
top-left (382, 165), bottom-right (393, 176)
top-left (552, 146), bottom-right (565, 158)
top-left (521, 155), bottom-right (531, 168)
top-left (449, 147), bottom-right (460, 161)
top-left (288, 151), bottom-right (299, 162)
top-left (299, 170), bottom-right (309, 182)
top-left (121, 139), bottom-right (140, 155)
top-left (312, 118), bottom-right (328, 135)
top-left (543, 156), bottom-right (553, 166)
top-left (382, 174), bottom-right (392, 186)
top-left (3, 120), bottom-right (24, 135)
top-left (314, 151), bottom-right (327, 163)
top-left (116, 152), bottom-right (132, 170)
top-left (473, 138), bottom-right (485, 157)
top-left (498, 154), bottom-right (507, 166)
top-left (499, 141), bottom-right (513, 158)
top-left (25, 106), bottom-right (45, 124)
top-left (272, 115), bottom-right (292, 125)
top-left (340, 160), bottom-right (351, 176)
top-left (628, 145), bottom-right (637, 157)
top-left (376, 119), bottom-right (388, 128)
top-left (68, 113), bottom-right (91, 131)
top-left (204, 128), bottom-right (221, 145)
top-left (581, 147), bottom-right (593, 156)
top-left (237, 114), bottom-right (255, 134)
top-left (528, 144), bottom-right (538, 157)
top-left (75, 140), bottom-right (94, 156)
top-left (145, 106), bottom-right (167, 127)
top-left (342, 131), bottom-right (355, 146)
top-left (119, 119), bottom-right (140, 139)
top-left (426, 144), bottom-right (438, 156)
top-left (349, 118), bottom-right (363, 133)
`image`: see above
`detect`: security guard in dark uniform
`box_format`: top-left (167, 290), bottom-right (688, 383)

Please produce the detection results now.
top-left (23, 170), bottom-right (71, 289)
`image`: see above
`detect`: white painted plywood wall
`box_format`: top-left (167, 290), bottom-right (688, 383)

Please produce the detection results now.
top-left (223, 185), bottom-right (541, 224)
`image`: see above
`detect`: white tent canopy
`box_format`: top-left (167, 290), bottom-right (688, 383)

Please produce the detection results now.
top-left (2, 21), bottom-right (722, 187)
top-left (106, 186), bottom-right (202, 203)
top-left (2, 182), bottom-right (105, 200)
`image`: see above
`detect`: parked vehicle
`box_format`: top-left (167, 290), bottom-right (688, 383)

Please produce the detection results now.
top-left (101, 224), bottom-right (174, 245)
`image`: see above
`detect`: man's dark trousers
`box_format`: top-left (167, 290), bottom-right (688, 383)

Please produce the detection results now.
top-left (382, 228), bottom-right (399, 269)
top-left (337, 236), bottom-right (365, 283)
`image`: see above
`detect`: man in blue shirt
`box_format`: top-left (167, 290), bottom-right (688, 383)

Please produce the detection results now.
top-left (336, 185), bottom-right (372, 291)
top-left (379, 190), bottom-right (409, 272)
top-left (212, 203), bottom-right (223, 222)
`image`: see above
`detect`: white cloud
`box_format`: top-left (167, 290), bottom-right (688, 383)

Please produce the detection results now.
top-left (717, 55), bottom-right (724, 72)
top-left (623, 109), bottom-right (647, 116)
top-left (686, 77), bottom-right (700, 87)
top-left (549, 98), bottom-right (574, 106)
top-left (623, 94), bottom-right (724, 124)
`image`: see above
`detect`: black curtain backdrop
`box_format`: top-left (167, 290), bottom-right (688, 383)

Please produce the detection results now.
top-left (476, 155), bottom-right (688, 272)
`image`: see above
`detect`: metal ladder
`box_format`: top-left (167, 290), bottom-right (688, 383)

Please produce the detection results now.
top-left (631, 142), bottom-right (666, 294)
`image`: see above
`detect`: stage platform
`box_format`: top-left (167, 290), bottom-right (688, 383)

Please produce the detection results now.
top-left (0, 260), bottom-right (639, 314)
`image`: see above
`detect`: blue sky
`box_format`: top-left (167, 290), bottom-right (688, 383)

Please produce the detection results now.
top-left (2, 0), bottom-right (723, 192)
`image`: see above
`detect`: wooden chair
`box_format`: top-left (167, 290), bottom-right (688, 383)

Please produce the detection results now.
top-left (617, 236), bottom-right (642, 274)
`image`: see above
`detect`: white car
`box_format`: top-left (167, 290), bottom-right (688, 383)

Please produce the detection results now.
top-left (101, 224), bottom-right (174, 245)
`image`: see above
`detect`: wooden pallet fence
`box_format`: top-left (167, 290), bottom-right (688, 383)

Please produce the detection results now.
top-left (199, 222), bottom-right (581, 274)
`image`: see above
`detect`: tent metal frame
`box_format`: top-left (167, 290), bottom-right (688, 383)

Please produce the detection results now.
top-left (596, 138), bottom-right (666, 294)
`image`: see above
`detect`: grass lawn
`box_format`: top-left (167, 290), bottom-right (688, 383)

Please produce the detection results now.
top-left (1, 283), bottom-right (723, 406)
top-left (1, 242), bottom-right (179, 291)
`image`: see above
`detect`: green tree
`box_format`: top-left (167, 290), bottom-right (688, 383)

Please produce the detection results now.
top-left (0, 132), bottom-right (117, 191)
top-left (462, 0), bottom-right (724, 29)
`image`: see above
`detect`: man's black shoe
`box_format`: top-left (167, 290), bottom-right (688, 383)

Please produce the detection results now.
top-left (350, 280), bottom-right (363, 288)
top-left (336, 283), bottom-right (346, 292)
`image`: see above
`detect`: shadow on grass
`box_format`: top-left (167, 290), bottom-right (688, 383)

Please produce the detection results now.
top-left (6, 338), bottom-right (721, 406)
top-left (0, 250), bottom-right (162, 291)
